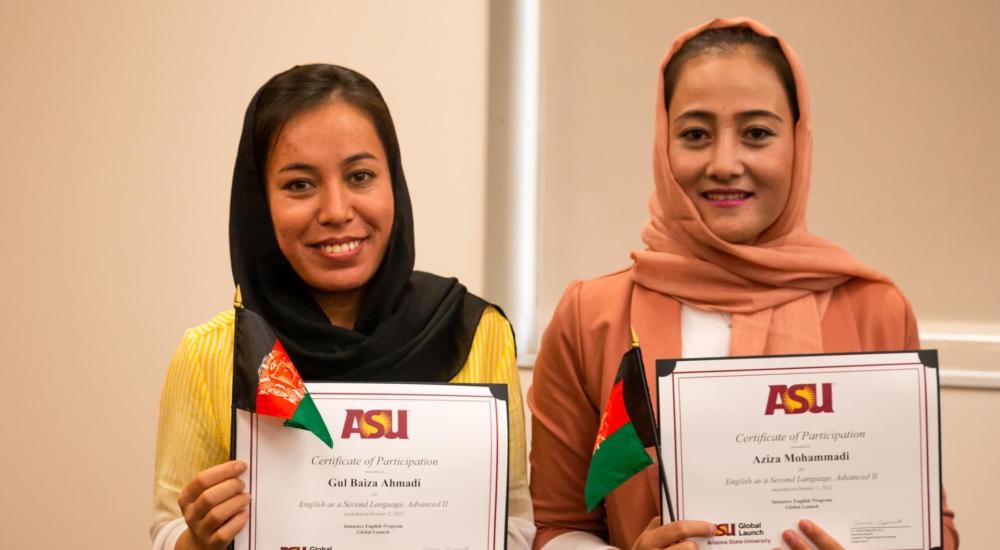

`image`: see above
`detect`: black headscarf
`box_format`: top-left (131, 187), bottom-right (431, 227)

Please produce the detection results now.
top-left (229, 65), bottom-right (492, 382)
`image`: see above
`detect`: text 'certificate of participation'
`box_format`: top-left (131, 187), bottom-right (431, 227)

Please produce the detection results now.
top-left (232, 382), bottom-right (509, 550)
top-left (657, 351), bottom-right (943, 549)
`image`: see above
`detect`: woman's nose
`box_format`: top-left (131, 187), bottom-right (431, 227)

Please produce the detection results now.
top-left (705, 136), bottom-right (744, 181)
top-left (316, 183), bottom-right (354, 226)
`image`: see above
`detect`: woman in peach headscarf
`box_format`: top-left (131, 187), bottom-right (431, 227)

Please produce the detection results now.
top-left (528, 18), bottom-right (958, 550)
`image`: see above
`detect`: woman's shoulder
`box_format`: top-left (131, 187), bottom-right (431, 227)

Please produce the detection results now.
top-left (839, 278), bottom-right (912, 315)
top-left (454, 304), bottom-right (516, 384)
top-left (834, 278), bottom-right (918, 350)
top-left (185, 310), bottom-right (235, 336)
top-left (477, 304), bottom-right (512, 331)
top-left (549, 267), bottom-right (635, 324)
top-left (537, 268), bottom-right (640, 362)
top-left (554, 267), bottom-right (634, 310)
top-left (469, 304), bottom-right (515, 350)
top-left (161, 311), bottom-right (235, 414)
top-left (174, 310), bottom-right (236, 357)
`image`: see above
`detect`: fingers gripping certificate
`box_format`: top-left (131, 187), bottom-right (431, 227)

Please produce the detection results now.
top-left (657, 351), bottom-right (943, 549)
top-left (232, 383), bottom-right (509, 550)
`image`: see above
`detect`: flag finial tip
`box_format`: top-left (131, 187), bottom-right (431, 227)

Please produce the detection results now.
top-left (234, 285), bottom-right (243, 309)
top-left (630, 326), bottom-right (639, 348)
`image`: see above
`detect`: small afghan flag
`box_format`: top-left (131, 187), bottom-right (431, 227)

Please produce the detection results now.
top-left (233, 287), bottom-right (333, 448)
top-left (583, 329), bottom-right (658, 511)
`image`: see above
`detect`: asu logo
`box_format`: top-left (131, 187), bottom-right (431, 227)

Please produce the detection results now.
top-left (341, 409), bottom-right (409, 439)
top-left (765, 383), bottom-right (833, 415)
top-left (715, 523), bottom-right (737, 536)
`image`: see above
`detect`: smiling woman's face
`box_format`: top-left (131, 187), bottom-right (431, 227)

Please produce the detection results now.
top-left (667, 48), bottom-right (795, 244)
top-left (265, 100), bottom-right (394, 295)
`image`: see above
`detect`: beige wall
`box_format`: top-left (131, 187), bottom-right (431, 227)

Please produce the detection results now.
top-left (535, 1), bottom-right (1000, 547)
top-left (2, 1), bottom-right (997, 548)
top-left (0, 1), bottom-right (488, 548)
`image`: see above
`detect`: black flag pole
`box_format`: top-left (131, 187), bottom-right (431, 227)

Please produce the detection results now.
top-left (625, 327), bottom-right (677, 523)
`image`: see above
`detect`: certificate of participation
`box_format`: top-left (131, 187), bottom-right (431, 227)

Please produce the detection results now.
top-left (232, 382), bottom-right (509, 550)
top-left (657, 351), bottom-right (942, 549)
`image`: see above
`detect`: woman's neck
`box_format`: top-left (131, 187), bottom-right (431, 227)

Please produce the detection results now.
top-left (312, 287), bottom-right (365, 329)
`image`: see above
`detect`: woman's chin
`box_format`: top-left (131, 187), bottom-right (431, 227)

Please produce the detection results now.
top-left (287, 249), bottom-right (381, 296)
top-left (705, 223), bottom-right (760, 245)
top-left (302, 272), bottom-right (372, 297)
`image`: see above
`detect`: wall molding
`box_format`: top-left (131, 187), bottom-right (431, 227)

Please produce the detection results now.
top-left (920, 323), bottom-right (999, 390)
top-left (938, 369), bottom-right (1000, 390)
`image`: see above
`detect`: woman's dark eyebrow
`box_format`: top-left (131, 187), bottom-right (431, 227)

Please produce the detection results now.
top-left (342, 152), bottom-right (378, 167)
top-left (737, 109), bottom-right (784, 122)
top-left (674, 109), bottom-right (784, 124)
top-left (674, 109), bottom-right (714, 123)
top-left (276, 152), bottom-right (378, 174)
top-left (277, 162), bottom-right (316, 173)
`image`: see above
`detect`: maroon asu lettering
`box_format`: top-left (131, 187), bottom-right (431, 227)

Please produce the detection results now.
top-left (341, 409), bottom-right (409, 439)
top-left (715, 523), bottom-right (737, 536)
top-left (765, 384), bottom-right (833, 415)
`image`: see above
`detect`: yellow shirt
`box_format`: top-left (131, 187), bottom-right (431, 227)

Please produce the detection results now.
top-left (151, 306), bottom-right (531, 547)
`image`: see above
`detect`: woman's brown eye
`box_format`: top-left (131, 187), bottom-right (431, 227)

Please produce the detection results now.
top-left (746, 127), bottom-right (774, 141)
top-left (284, 179), bottom-right (311, 191)
top-left (681, 129), bottom-right (708, 142)
top-left (350, 171), bottom-right (373, 184)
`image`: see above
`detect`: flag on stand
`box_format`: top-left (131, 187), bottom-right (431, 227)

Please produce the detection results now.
top-left (583, 329), bottom-right (659, 511)
top-left (233, 287), bottom-right (333, 448)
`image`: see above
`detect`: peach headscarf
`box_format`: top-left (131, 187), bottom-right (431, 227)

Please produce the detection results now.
top-left (632, 17), bottom-right (890, 356)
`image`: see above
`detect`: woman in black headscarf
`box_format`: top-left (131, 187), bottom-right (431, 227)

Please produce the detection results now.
top-left (151, 65), bottom-right (532, 550)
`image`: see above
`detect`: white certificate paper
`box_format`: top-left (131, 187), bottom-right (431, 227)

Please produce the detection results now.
top-left (657, 351), bottom-right (943, 549)
top-left (232, 382), bottom-right (509, 550)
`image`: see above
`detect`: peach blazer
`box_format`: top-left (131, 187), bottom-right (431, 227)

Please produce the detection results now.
top-left (528, 270), bottom-right (958, 549)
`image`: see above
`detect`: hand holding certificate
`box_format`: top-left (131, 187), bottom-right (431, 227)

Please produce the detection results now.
top-left (232, 382), bottom-right (509, 550)
top-left (656, 351), bottom-right (943, 550)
